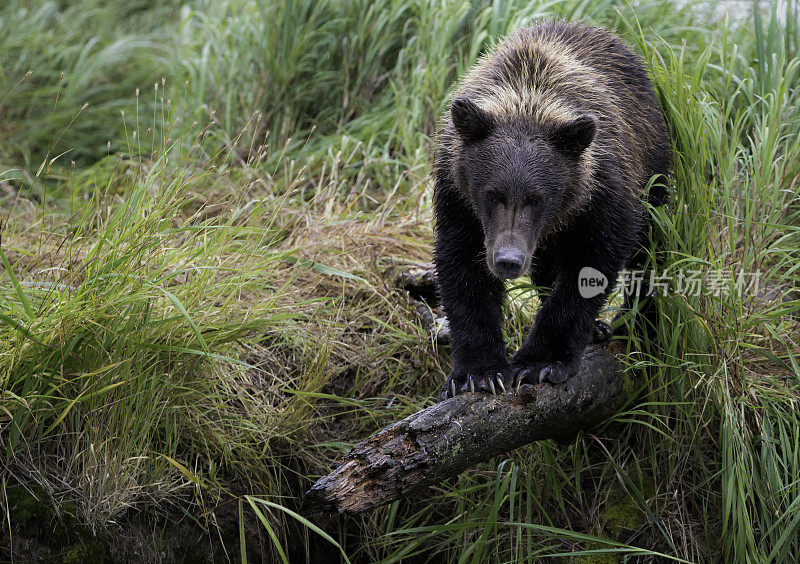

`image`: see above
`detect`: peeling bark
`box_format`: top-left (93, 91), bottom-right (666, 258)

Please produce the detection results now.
top-left (303, 344), bottom-right (624, 516)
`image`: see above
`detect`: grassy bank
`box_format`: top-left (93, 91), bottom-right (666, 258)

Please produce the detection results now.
top-left (1, 0), bottom-right (799, 561)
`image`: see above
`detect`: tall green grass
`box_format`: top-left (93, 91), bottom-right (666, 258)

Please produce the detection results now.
top-left (0, 0), bottom-right (177, 171)
top-left (2, 142), bottom-right (305, 524)
top-left (2, 0), bottom-right (800, 561)
top-left (638, 4), bottom-right (800, 558)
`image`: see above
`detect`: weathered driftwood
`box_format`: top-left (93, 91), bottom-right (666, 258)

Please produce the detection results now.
top-left (303, 344), bottom-right (625, 516)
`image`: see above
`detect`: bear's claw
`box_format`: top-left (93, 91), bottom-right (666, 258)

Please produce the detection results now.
top-left (512, 360), bottom-right (578, 389)
top-left (440, 370), bottom-right (510, 400)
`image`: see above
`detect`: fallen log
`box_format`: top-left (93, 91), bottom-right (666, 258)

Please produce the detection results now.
top-left (302, 343), bottom-right (626, 516)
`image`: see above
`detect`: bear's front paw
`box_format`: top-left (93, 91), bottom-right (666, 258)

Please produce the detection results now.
top-left (439, 369), bottom-right (510, 401)
top-left (512, 359), bottom-right (579, 389)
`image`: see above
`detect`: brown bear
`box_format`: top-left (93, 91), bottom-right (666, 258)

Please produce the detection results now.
top-left (433, 20), bottom-right (670, 398)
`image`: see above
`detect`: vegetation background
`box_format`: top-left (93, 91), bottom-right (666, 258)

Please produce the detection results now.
top-left (1, 0), bottom-right (799, 561)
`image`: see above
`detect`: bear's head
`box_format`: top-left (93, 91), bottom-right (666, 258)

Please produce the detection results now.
top-left (450, 96), bottom-right (596, 279)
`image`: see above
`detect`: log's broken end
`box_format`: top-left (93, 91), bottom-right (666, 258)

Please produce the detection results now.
top-left (302, 460), bottom-right (363, 515)
top-left (303, 343), bottom-right (626, 517)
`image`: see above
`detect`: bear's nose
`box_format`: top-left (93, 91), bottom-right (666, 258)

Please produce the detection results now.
top-left (493, 248), bottom-right (525, 279)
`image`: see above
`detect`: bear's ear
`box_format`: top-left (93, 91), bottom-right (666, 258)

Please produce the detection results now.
top-left (451, 97), bottom-right (494, 143)
top-left (549, 114), bottom-right (596, 156)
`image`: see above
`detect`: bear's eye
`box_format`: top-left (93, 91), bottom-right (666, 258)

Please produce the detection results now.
top-left (486, 191), bottom-right (506, 206)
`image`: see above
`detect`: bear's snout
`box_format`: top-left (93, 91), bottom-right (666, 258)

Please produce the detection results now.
top-left (493, 247), bottom-right (525, 279)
